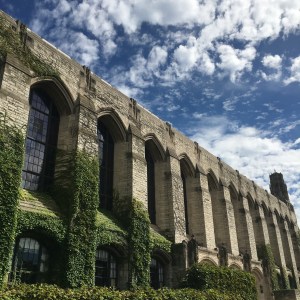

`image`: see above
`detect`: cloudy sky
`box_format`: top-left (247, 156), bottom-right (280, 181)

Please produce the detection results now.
top-left (1, 0), bottom-right (300, 222)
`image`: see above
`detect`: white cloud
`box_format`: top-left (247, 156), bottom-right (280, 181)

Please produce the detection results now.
top-left (217, 45), bottom-right (256, 82)
top-left (284, 56), bottom-right (300, 85)
top-left (30, 0), bottom-right (300, 85)
top-left (262, 55), bottom-right (282, 69)
top-left (188, 115), bottom-right (300, 221)
top-left (261, 54), bottom-right (282, 81)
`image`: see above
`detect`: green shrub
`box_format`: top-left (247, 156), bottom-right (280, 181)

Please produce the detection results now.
top-left (181, 263), bottom-right (257, 300)
top-left (0, 284), bottom-right (249, 300)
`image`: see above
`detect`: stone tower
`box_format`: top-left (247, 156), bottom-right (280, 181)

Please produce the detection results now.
top-left (270, 172), bottom-right (290, 203)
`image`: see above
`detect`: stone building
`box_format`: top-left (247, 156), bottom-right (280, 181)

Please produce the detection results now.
top-left (0, 10), bottom-right (299, 300)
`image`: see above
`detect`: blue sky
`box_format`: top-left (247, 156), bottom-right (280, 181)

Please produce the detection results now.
top-left (1, 0), bottom-right (300, 222)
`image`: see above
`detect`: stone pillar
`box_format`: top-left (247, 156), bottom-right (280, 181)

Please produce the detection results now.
top-left (268, 212), bottom-right (287, 281)
top-left (0, 54), bottom-right (31, 130)
top-left (165, 148), bottom-right (186, 243)
top-left (241, 196), bottom-right (258, 260)
top-left (220, 185), bottom-right (239, 255)
top-left (282, 220), bottom-right (299, 288)
top-left (196, 172), bottom-right (216, 250)
top-left (255, 204), bottom-right (271, 246)
top-left (128, 125), bottom-right (147, 205)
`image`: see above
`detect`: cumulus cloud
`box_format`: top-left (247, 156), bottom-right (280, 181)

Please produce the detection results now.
top-left (284, 56), bottom-right (300, 85)
top-left (261, 54), bottom-right (282, 81)
top-left (217, 45), bottom-right (256, 82)
top-left (188, 115), bottom-right (300, 220)
top-left (29, 0), bottom-right (300, 86)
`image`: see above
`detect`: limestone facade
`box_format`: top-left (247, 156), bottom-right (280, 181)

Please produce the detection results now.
top-left (0, 10), bottom-right (299, 300)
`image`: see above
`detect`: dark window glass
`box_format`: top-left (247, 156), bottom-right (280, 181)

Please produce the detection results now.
top-left (11, 237), bottom-right (48, 283)
top-left (98, 122), bottom-right (114, 210)
top-left (146, 148), bottom-right (156, 224)
top-left (22, 90), bottom-right (60, 191)
top-left (181, 171), bottom-right (189, 234)
top-left (95, 249), bottom-right (117, 287)
top-left (150, 258), bottom-right (164, 289)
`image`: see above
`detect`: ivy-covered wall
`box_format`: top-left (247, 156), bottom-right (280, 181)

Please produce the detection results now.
top-left (64, 151), bottom-right (99, 288)
top-left (0, 113), bottom-right (24, 287)
top-left (258, 245), bottom-right (292, 291)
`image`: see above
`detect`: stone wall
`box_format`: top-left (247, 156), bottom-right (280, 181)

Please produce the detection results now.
top-left (1, 10), bottom-right (300, 299)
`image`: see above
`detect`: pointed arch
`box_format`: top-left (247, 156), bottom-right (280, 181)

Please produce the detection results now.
top-left (200, 258), bottom-right (218, 266)
top-left (178, 153), bottom-right (196, 177)
top-left (31, 77), bottom-right (74, 115)
top-left (207, 170), bottom-right (219, 191)
top-left (98, 109), bottom-right (126, 143)
top-left (144, 134), bottom-right (166, 161)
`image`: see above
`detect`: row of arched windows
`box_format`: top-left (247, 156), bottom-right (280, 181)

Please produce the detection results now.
top-left (22, 86), bottom-right (191, 232)
top-left (11, 237), bottom-right (165, 288)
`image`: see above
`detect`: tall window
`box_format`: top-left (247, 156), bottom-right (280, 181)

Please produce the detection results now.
top-left (22, 90), bottom-right (60, 191)
top-left (95, 249), bottom-right (117, 287)
top-left (150, 257), bottom-right (164, 289)
top-left (145, 148), bottom-right (156, 224)
top-left (98, 121), bottom-right (114, 210)
top-left (181, 169), bottom-right (189, 234)
top-left (12, 237), bottom-right (49, 283)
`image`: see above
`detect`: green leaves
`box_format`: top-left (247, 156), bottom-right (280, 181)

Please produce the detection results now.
top-left (0, 284), bottom-right (245, 300)
top-left (0, 113), bottom-right (24, 287)
top-left (181, 263), bottom-right (257, 300)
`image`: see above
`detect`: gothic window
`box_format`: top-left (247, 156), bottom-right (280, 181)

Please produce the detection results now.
top-left (95, 249), bottom-right (117, 287)
top-left (146, 148), bottom-right (156, 224)
top-left (12, 237), bottom-right (49, 283)
top-left (150, 257), bottom-right (164, 289)
top-left (98, 121), bottom-right (114, 211)
top-left (22, 90), bottom-right (60, 191)
top-left (181, 170), bottom-right (189, 234)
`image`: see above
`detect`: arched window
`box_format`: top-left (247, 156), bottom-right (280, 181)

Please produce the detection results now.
top-left (180, 159), bottom-right (192, 235)
top-left (98, 121), bottom-right (114, 211)
top-left (181, 169), bottom-right (189, 234)
top-left (150, 257), bottom-right (164, 289)
top-left (22, 89), bottom-right (60, 191)
top-left (12, 237), bottom-right (49, 283)
top-left (95, 249), bottom-right (117, 287)
top-left (145, 147), bottom-right (156, 224)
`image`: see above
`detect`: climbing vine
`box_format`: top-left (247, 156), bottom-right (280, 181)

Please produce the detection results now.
top-left (258, 244), bottom-right (279, 290)
top-left (64, 151), bottom-right (99, 288)
top-left (0, 17), bottom-right (59, 77)
top-left (127, 199), bottom-right (151, 289)
top-left (0, 112), bottom-right (24, 287)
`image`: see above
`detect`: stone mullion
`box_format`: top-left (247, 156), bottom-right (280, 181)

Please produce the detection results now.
top-left (241, 197), bottom-right (258, 260)
top-left (197, 173), bottom-right (216, 250)
top-left (283, 220), bottom-right (299, 288)
top-left (166, 153), bottom-right (186, 243)
top-left (221, 186), bottom-right (239, 256)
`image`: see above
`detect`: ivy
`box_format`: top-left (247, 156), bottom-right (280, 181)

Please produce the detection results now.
top-left (258, 244), bottom-right (279, 290)
top-left (64, 151), bottom-right (99, 288)
top-left (0, 112), bottom-right (24, 287)
top-left (95, 211), bottom-right (127, 247)
top-left (16, 210), bottom-right (66, 243)
top-left (150, 228), bottom-right (172, 253)
top-left (181, 263), bottom-right (257, 300)
top-left (127, 199), bottom-right (151, 289)
top-left (0, 17), bottom-right (59, 77)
